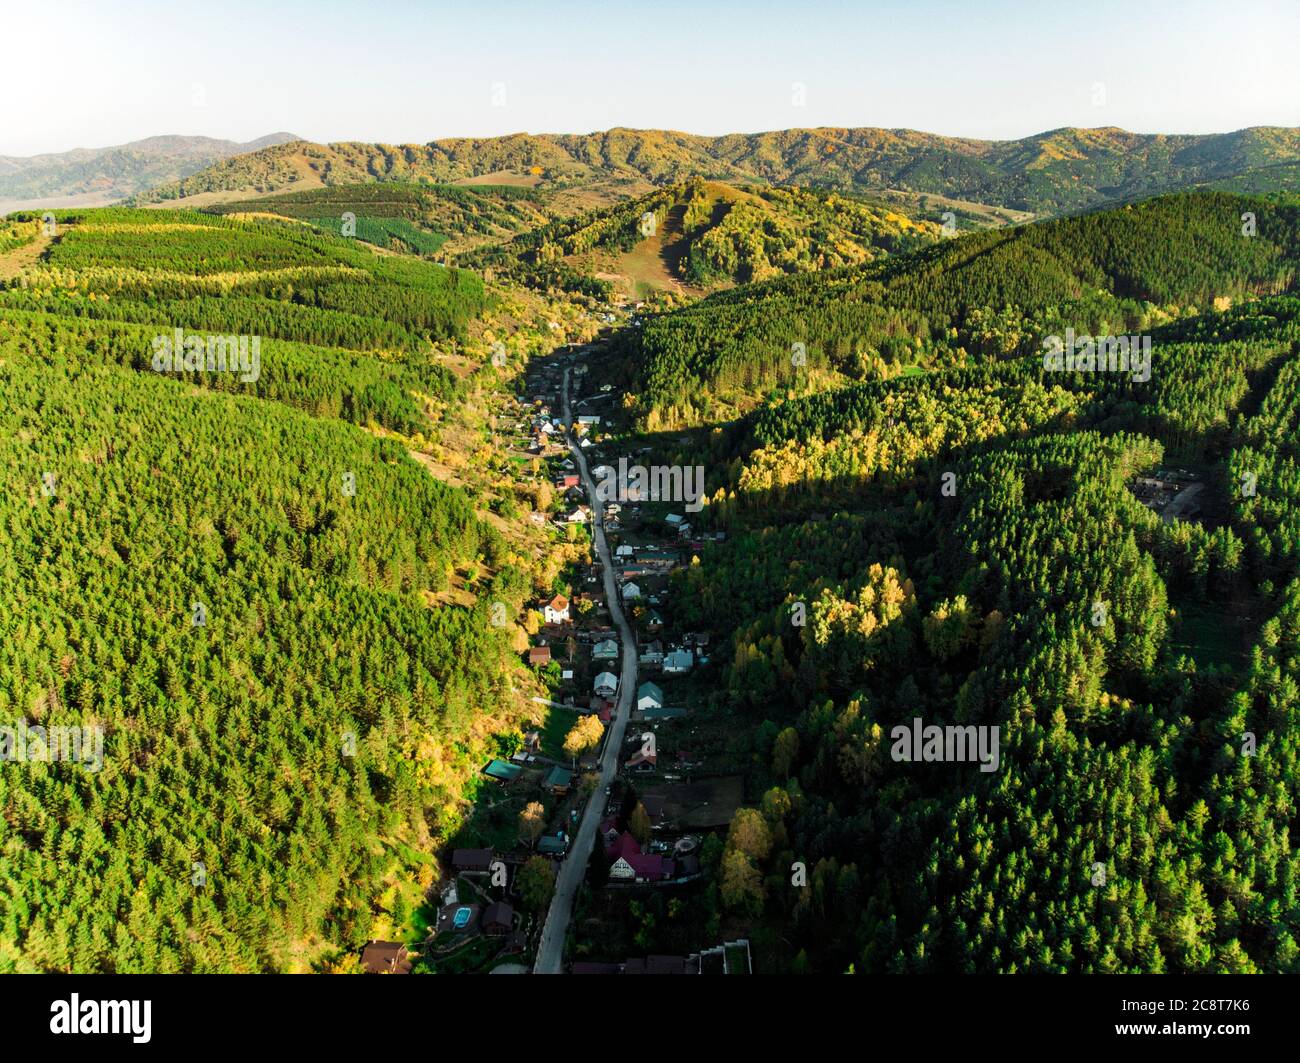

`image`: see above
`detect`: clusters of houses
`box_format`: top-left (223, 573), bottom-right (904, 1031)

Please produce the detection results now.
top-left (495, 346), bottom-right (742, 967)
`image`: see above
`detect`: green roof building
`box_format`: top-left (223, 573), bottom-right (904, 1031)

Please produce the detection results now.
top-left (544, 765), bottom-right (574, 792)
top-left (483, 759), bottom-right (523, 782)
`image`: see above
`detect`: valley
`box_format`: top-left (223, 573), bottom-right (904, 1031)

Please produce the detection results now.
top-left (4, 119), bottom-right (1300, 980)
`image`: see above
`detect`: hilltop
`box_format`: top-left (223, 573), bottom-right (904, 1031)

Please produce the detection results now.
top-left (464, 177), bottom-right (941, 299)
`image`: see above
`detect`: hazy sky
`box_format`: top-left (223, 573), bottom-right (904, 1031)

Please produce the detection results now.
top-left (4, 0), bottom-right (1298, 155)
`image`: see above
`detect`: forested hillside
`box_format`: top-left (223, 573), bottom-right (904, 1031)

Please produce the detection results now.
top-left (464, 178), bottom-right (938, 295)
top-left (0, 206), bottom-right (538, 971)
top-left (132, 125), bottom-right (1300, 216)
top-left (205, 182), bottom-right (553, 256)
top-left (0, 208), bottom-right (486, 410)
top-left (641, 187), bottom-right (1300, 971)
top-left (616, 191), bottom-right (1300, 427)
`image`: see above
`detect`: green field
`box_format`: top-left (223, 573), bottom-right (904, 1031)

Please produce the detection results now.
top-left (309, 215), bottom-right (448, 255)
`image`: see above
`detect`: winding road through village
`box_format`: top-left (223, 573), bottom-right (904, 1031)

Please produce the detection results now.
top-left (532, 360), bottom-right (639, 974)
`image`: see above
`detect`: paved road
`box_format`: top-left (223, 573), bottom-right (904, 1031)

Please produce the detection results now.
top-left (533, 363), bottom-right (639, 974)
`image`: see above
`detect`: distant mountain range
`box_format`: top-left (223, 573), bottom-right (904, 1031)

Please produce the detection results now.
top-left (128, 126), bottom-right (1300, 216)
top-left (0, 133), bottom-right (300, 212)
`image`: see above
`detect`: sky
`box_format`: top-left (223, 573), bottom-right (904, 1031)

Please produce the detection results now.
top-left (3, 0), bottom-right (1298, 156)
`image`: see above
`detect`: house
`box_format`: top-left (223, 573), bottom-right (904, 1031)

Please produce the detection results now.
top-left (577, 591), bottom-right (605, 612)
top-left (451, 848), bottom-right (495, 874)
top-left (577, 414), bottom-right (601, 426)
top-left (615, 544), bottom-right (635, 559)
top-left (554, 473), bottom-right (580, 489)
top-left (538, 832), bottom-right (569, 856)
top-left (622, 582), bottom-right (642, 601)
top-left (638, 642), bottom-right (664, 667)
top-left (528, 645), bottom-right (552, 667)
top-left (543, 595), bottom-right (570, 624)
top-left (644, 610), bottom-right (664, 632)
top-left (592, 638), bottom-right (619, 661)
top-left (627, 854), bottom-right (674, 882)
top-left (664, 514), bottom-right (692, 537)
top-left (483, 759), bottom-right (522, 783)
top-left (607, 834), bottom-right (674, 882)
top-left (637, 681), bottom-right (664, 713)
top-left (544, 766), bottom-right (573, 796)
top-left (626, 747), bottom-right (657, 773)
top-left (593, 672), bottom-right (618, 698)
top-left (608, 852), bottom-right (639, 878)
top-left (599, 816), bottom-right (621, 849)
top-left (564, 507), bottom-right (588, 524)
top-left (663, 648), bottom-right (694, 674)
top-left (360, 941), bottom-right (412, 974)
top-left (609, 830), bottom-right (640, 858)
top-left (482, 901), bottom-right (514, 937)
top-left (606, 830), bottom-right (642, 868)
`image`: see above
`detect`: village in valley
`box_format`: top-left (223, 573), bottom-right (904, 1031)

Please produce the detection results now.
top-left (360, 331), bottom-right (751, 975)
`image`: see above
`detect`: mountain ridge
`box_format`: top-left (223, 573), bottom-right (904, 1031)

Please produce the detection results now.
top-left (0, 132), bottom-right (302, 212)
top-left (128, 124), bottom-right (1300, 215)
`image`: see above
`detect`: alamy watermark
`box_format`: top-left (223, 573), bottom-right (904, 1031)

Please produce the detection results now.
top-left (594, 457), bottom-right (705, 513)
top-left (1042, 328), bottom-right (1150, 383)
top-left (1, 721), bottom-right (104, 772)
top-left (50, 994), bottom-right (150, 1043)
top-left (151, 328), bottom-right (261, 383)
top-left (890, 717), bottom-right (1000, 773)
